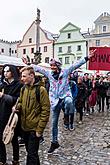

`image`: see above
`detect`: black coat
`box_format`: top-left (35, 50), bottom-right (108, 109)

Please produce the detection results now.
top-left (76, 82), bottom-right (87, 109)
top-left (0, 65), bottom-right (22, 132)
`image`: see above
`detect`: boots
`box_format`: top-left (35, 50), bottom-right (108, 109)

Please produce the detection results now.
top-left (48, 142), bottom-right (60, 154)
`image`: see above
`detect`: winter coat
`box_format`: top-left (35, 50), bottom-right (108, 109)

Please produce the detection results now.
top-left (0, 65), bottom-right (22, 132)
top-left (32, 58), bottom-right (87, 110)
top-left (16, 83), bottom-right (50, 134)
top-left (76, 82), bottom-right (87, 109)
top-left (97, 81), bottom-right (107, 97)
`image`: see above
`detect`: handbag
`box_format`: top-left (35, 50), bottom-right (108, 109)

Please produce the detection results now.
top-left (89, 90), bottom-right (97, 107)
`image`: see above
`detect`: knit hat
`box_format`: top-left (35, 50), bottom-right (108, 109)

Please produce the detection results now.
top-left (49, 58), bottom-right (62, 68)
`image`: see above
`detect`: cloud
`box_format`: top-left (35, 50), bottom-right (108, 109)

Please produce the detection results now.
top-left (0, 0), bottom-right (110, 40)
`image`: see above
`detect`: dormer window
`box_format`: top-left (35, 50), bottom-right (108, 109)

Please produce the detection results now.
top-left (67, 33), bottom-right (71, 39)
top-left (103, 26), bottom-right (106, 32)
top-left (29, 38), bottom-right (32, 43)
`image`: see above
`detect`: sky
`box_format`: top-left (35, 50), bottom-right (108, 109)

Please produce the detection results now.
top-left (0, 0), bottom-right (110, 41)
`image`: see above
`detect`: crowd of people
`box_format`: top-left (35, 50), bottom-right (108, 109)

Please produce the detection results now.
top-left (0, 49), bottom-right (110, 165)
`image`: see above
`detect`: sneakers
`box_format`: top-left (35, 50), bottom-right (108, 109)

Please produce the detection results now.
top-left (48, 142), bottom-right (60, 154)
top-left (64, 124), bottom-right (69, 130)
top-left (69, 124), bottom-right (75, 130)
top-left (18, 138), bottom-right (25, 147)
top-left (39, 136), bottom-right (45, 144)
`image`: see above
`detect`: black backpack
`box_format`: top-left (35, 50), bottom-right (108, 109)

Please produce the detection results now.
top-left (21, 85), bottom-right (41, 103)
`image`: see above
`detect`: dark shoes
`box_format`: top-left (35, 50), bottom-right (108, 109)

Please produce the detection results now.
top-left (64, 124), bottom-right (75, 130)
top-left (48, 142), bottom-right (60, 154)
top-left (64, 124), bottom-right (69, 130)
top-left (69, 124), bottom-right (75, 130)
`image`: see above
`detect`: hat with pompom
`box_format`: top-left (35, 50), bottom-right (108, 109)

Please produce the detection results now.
top-left (49, 58), bottom-right (62, 68)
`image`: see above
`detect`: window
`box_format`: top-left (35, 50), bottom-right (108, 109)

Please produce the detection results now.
top-left (45, 57), bottom-right (49, 63)
top-left (1, 49), bottom-right (4, 53)
top-left (29, 38), bottom-right (32, 43)
top-left (65, 57), bottom-right (70, 64)
top-left (15, 50), bottom-right (17, 53)
top-left (67, 46), bottom-right (71, 53)
top-left (77, 45), bottom-right (81, 51)
top-left (9, 48), bottom-right (11, 53)
top-left (77, 56), bottom-right (81, 60)
top-left (59, 58), bottom-right (62, 64)
top-left (96, 40), bottom-right (100, 46)
top-left (44, 46), bottom-right (47, 52)
top-left (103, 26), bottom-right (106, 32)
top-left (58, 47), bottom-right (62, 53)
top-left (68, 33), bottom-right (71, 39)
top-left (12, 50), bottom-right (14, 54)
top-left (23, 49), bottom-right (26, 54)
top-left (31, 48), bottom-right (34, 53)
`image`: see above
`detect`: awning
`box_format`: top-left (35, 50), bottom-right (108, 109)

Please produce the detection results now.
top-left (0, 55), bottom-right (26, 66)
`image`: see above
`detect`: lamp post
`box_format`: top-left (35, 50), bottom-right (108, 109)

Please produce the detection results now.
top-left (34, 8), bottom-right (42, 64)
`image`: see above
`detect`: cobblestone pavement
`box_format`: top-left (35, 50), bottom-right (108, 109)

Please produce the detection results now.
top-left (6, 109), bottom-right (110, 165)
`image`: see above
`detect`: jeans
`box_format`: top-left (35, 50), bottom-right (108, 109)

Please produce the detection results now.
top-left (64, 97), bottom-right (74, 114)
top-left (52, 97), bottom-right (73, 142)
top-left (22, 131), bottom-right (40, 165)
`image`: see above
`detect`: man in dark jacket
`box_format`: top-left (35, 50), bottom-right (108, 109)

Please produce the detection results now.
top-left (15, 66), bottom-right (50, 165)
top-left (0, 64), bottom-right (22, 165)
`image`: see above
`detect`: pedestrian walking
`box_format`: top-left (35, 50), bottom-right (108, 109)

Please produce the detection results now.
top-left (14, 66), bottom-right (50, 165)
top-left (76, 76), bottom-right (87, 124)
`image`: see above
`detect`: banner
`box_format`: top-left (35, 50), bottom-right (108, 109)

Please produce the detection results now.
top-left (88, 47), bottom-right (110, 71)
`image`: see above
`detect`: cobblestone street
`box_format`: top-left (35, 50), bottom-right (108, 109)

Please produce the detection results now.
top-left (7, 109), bottom-right (110, 165)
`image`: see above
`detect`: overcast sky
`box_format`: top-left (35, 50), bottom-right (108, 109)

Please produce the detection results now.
top-left (0, 0), bottom-right (110, 41)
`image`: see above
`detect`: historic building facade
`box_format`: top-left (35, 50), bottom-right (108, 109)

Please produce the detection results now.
top-left (83, 12), bottom-right (110, 47)
top-left (54, 22), bottom-right (87, 69)
top-left (17, 21), bottom-right (58, 64)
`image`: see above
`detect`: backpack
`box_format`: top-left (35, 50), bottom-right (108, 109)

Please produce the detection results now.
top-left (69, 80), bottom-right (78, 99)
top-left (21, 85), bottom-right (41, 103)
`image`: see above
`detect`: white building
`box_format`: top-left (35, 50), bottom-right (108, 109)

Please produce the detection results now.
top-left (0, 39), bottom-right (19, 57)
top-left (17, 21), bottom-right (58, 64)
